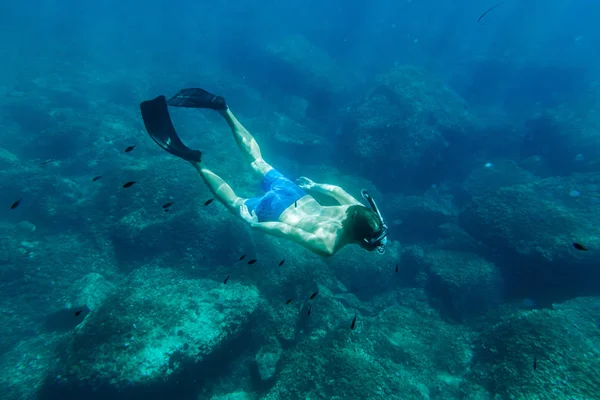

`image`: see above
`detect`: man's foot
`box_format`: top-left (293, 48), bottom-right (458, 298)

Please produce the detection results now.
top-left (167, 88), bottom-right (227, 110)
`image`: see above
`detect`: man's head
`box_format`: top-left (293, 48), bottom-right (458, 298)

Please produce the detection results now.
top-left (344, 205), bottom-right (387, 252)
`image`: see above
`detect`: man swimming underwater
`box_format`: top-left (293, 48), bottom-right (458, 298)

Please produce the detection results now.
top-left (140, 88), bottom-right (389, 256)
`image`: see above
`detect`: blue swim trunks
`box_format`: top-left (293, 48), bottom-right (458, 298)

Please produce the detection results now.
top-left (244, 169), bottom-right (306, 222)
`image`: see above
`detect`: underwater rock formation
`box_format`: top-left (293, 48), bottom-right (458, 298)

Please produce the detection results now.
top-left (469, 296), bottom-right (600, 399)
top-left (255, 343), bottom-right (282, 381)
top-left (420, 249), bottom-right (505, 322)
top-left (459, 171), bottom-right (600, 303)
top-left (47, 267), bottom-right (260, 395)
top-left (385, 192), bottom-right (458, 244)
top-left (341, 65), bottom-right (476, 191)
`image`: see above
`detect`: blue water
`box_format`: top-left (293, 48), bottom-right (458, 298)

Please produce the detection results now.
top-left (1, 1), bottom-right (599, 399)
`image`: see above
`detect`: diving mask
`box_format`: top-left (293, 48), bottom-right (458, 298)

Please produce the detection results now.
top-left (360, 189), bottom-right (389, 254)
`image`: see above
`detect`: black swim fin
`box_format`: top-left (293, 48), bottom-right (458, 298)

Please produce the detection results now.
top-left (140, 95), bottom-right (202, 163)
top-left (167, 88), bottom-right (227, 110)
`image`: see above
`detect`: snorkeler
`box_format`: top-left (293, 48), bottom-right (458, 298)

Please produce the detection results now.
top-left (140, 88), bottom-right (389, 256)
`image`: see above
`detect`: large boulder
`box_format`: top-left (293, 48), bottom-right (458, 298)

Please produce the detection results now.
top-left (255, 343), bottom-right (283, 381)
top-left (385, 192), bottom-right (458, 244)
top-left (263, 288), bottom-right (474, 400)
top-left (420, 249), bottom-right (505, 322)
top-left (0, 334), bottom-right (64, 400)
top-left (459, 171), bottom-right (600, 303)
top-left (342, 65), bottom-right (477, 190)
top-left (469, 296), bottom-right (600, 399)
top-left (45, 267), bottom-right (260, 397)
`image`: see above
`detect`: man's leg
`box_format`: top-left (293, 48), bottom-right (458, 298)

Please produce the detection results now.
top-left (218, 109), bottom-right (274, 176)
top-left (163, 88), bottom-right (274, 176)
top-left (191, 162), bottom-right (245, 215)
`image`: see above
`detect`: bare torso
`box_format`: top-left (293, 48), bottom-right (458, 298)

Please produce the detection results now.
top-left (277, 194), bottom-right (351, 255)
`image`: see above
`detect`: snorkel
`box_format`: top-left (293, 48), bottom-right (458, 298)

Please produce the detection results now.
top-left (360, 189), bottom-right (389, 254)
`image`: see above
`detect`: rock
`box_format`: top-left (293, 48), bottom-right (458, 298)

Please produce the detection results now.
top-left (48, 267), bottom-right (261, 393)
top-left (13, 220), bottom-right (37, 234)
top-left (63, 272), bottom-right (115, 311)
top-left (0, 333), bottom-right (63, 400)
top-left (343, 65), bottom-right (476, 190)
top-left (459, 172), bottom-right (600, 302)
top-left (268, 112), bottom-right (330, 163)
top-left (261, 34), bottom-right (354, 116)
top-left (255, 343), bottom-right (283, 381)
top-left (519, 110), bottom-right (600, 176)
top-left (420, 249), bottom-right (505, 322)
top-left (110, 198), bottom-right (251, 269)
top-left (386, 193), bottom-right (458, 243)
top-left (264, 288), bottom-right (473, 400)
top-left (461, 159), bottom-right (538, 197)
top-left (435, 223), bottom-right (488, 253)
top-left (470, 296), bottom-right (600, 399)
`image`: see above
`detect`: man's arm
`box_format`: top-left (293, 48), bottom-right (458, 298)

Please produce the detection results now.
top-left (250, 221), bottom-right (335, 256)
top-left (297, 177), bottom-right (362, 206)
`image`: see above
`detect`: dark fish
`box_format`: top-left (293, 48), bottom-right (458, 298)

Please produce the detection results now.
top-left (286, 298), bottom-right (292, 304)
top-left (350, 314), bottom-right (357, 330)
top-left (239, 254), bottom-right (247, 261)
top-left (309, 291), bottom-right (319, 300)
top-left (279, 259), bottom-right (285, 266)
top-left (224, 275), bottom-right (230, 284)
top-left (395, 264), bottom-right (398, 273)
top-left (40, 159), bottom-right (53, 165)
top-left (92, 176), bottom-right (103, 182)
top-left (478, 2), bottom-right (503, 23)
top-left (124, 145), bottom-right (135, 153)
top-left (533, 356), bottom-right (537, 371)
top-left (294, 200), bottom-right (297, 208)
top-left (162, 202), bottom-right (174, 209)
top-left (44, 306), bottom-right (89, 332)
top-left (248, 259), bottom-right (257, 265)
top-left (204, 198), bottom-right (215, 206)
top-left (573, 242), bottom-right (588, 251)
top-left (10, 199), bottom-right (21, 209)
top-left (164, 209), bottom-right (170, 212)
top-left (122, 181), bottom-right (136, 188)
top-left (307, 306), bottom-right (312, 316)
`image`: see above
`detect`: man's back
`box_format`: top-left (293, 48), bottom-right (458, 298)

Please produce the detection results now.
top-left (278, 195), bottom-right (351, 255)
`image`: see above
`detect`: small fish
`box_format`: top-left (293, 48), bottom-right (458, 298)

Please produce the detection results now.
top-left (350, 314), bottom-right (357, 330)
top-left (395, 264), bottom-right (398, 273)
top-left (247, 259), bottom-right (257, 265)
top-left (92, 176), bottom-right (103, 182)
top-left (279, 259), bottom-right (285, 266)
top-left (309, 291), bottom-right (319, 300)
top-left (122, 181), bottom-right (136, 188)
top-left (124, 145), bottom-right (135, 153)
top-left (39, 159), bottom-right (53, 165)
top-left (307, 306), bottom-right (312, 316)
top-left (286, 298), bottom-right (292, 304)
top-left (478, 2), bottom-right (503, 23)
top-left (533, 356), bottom-right (537, 371)
top-left (162, 202), bottom-right (174, 209)
top-left (239, 254), bottom-right (247, 261)
top-left (224, 275), bottom-right (230, 284)
top-left (10, 199), bottom-right (21, 209)
top-left (164, 209), bottom-right (170, 212)
top-left (294, 200), bottom-right (297, 208)
top-left (204, 198), bottom-right (215, 206)
top-left (74, 310), bottom-right (82, 317)
top-left (573, 242), bottom-right (588, 251)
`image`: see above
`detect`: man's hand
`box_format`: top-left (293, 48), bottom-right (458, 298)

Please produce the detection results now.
top-left (296, 176), bottom-right (316, 190)
top-left (240, 204), bottom-right (258, 226)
